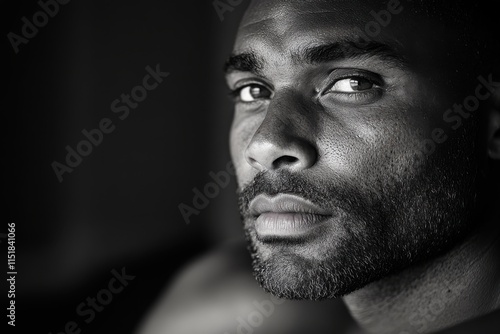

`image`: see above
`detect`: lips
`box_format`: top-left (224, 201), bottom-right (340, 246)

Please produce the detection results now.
top-left (249, 194), bottom-right (332, 240)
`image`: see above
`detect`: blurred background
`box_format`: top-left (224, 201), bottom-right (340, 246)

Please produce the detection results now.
top-left (3, 0), bottom-right (247, 332)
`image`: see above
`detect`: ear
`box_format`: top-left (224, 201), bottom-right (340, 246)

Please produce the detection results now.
top-left (487, 81), bottom-right (500, 160)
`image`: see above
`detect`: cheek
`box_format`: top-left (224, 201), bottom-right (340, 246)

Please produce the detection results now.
top-left (316, 105), bottom-right (426, 190)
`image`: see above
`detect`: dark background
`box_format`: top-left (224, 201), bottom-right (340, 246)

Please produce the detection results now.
top-left (3, 0), bottom-right (246, 332)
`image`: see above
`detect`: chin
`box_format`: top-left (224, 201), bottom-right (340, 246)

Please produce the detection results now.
top-left (244, 226), bottom-right (390, 300)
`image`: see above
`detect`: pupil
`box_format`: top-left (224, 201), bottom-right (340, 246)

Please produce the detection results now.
top-left (350, 78), bottom-right (372, 91)
top-left (250, 86), bottom-right (261, 97)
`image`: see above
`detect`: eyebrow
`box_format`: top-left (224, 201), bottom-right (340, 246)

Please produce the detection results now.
top-left (302, 40), bottom-right (408, 67)
top-left (224, 52), bottom-right (264, 75)
top-left (224, 40), bottom-right (408, 75)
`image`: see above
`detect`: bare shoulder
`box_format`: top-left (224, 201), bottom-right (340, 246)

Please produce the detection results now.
top-left (136, 240), bottom-right (360, 334)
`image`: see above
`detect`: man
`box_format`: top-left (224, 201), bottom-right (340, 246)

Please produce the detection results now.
top-left (139, 0), bottom-right (500, 333)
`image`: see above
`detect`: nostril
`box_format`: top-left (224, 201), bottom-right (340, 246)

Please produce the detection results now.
top-left (246, 139), bottom-right (316, 171)
top-left (273, 155), bottom-right (299, 169)
top-left (246, 155), bottom-right (265, 170)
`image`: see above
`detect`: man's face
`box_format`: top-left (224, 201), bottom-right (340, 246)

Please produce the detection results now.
top-left (226, 0), bottom-right (482, 299)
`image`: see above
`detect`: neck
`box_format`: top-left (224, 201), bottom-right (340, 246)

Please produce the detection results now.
top-left (343, 212), bottom-right (500, 334)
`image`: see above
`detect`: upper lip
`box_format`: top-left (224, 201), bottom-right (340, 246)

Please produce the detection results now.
top-left (249, 194), bottom-right (330, 217)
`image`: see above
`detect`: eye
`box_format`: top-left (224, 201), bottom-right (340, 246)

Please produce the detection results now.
top-left (233, 84), bottom-right (272, 103)
top-left (330, 77), bottom-right (376, 93)
top-left (322, 72), bottom-right (385, 104)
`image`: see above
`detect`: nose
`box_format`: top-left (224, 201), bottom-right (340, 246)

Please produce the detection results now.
top-left (244, 95), bottom-right (317, 172)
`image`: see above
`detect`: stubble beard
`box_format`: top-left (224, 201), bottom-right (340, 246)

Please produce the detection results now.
top-left (238, 151), bottom-right (479, 300)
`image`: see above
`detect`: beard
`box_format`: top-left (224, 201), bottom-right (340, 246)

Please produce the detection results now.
top-left (237, 148), bottom-right (480, 300)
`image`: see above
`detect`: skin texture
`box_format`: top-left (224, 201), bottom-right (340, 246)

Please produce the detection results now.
top-left (226, 0), bottom-right (500, 333)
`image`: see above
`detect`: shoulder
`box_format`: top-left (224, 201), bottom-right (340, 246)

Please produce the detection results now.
top-left (136, 239), bottom-right (357, 334)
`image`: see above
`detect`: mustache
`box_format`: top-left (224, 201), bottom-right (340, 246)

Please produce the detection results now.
top-left (237, 170), bottom-right (380, 219)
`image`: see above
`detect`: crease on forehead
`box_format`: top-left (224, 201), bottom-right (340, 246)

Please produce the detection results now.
top-left (239, 0), bottom-right (370, 31)
top-left (240, 10), bottom-right (355, 31)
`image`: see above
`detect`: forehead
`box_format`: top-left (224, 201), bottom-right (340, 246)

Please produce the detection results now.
top-left (237, 0), bottom-right (368, 48)
top-left (234, 0), bottom-right (456, 68)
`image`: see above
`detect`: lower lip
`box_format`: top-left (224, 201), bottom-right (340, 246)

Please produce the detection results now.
top-left (255, 212), bottom-right (330, 239)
